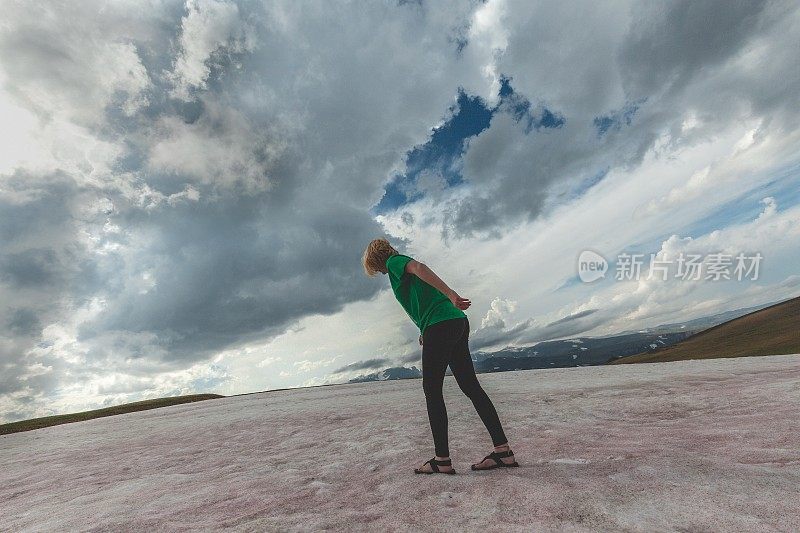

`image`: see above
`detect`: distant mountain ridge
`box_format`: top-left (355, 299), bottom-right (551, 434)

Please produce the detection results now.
top-left (612, 295), bottom-right (800, 364)
top-left (615, 302), bottom-right (777, 336)
top-left (471, 331), bottom-right (693, 372)
top-left (348, 299), bottom-right (783, 382)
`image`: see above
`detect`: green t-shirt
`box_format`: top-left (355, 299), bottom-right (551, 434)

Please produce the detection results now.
top-left (385, 253), bottom-right (467, 335)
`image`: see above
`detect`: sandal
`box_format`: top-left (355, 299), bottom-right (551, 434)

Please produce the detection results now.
top-left (471, 449), bottom-right (519, 470)
top-left (414, 457), bottom-right (456, 475)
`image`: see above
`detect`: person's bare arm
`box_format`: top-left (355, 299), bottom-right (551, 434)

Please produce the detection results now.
top-left (406, 260), bottom-right (471, 311)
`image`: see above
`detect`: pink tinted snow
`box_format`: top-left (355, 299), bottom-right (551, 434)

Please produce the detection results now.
top-left (2, 354), bottom-right (800, 532)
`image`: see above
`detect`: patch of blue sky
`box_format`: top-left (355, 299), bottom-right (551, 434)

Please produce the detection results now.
top-left (739, 163), bottom-right (800, 210)
top-left (613, 165), bottom-right (800, 260)
top-left (593, 98), bottom-right (646, 136)
top-left (554, 165), bottom-right (800, 293)
top-left (451, 35), bottom-right (468, 55)
top-left (558, 167), bottom-right (610, 203)
top-left (372, 76), bottom-right (565, 215)
top-left (498, 76), bottom-right (565, 134)
top-left (371, 89), bottom-right (491, 214)
top-left (681, 163), bottom-right (800, 241)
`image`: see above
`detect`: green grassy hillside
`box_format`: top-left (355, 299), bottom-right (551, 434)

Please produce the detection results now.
top-left (0, 393), bottom-right (224, 435)
top-left (612, 296), bottom-right (800, 364)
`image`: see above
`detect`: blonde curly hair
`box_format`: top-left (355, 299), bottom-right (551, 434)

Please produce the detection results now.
top-left (362, 238), bottom-right (400, 277)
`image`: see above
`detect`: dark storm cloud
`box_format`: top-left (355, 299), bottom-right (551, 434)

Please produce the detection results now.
top-left (442, 194), bottom-right (505, 240)
top-left (399, 352), bottom-right (421, 363)
top-left (470, 308), bottom-right (608, 351)
top-left (78, 195), bottom-right (383, 362)
top-left (469, 318), bottom-right (533, 351)
top-left (447, 0), bottom-right (800, 239)
top-left (515, 309), bottom-right (626, 346)
top-left (546, 309), bottom-right (599, 327)
top-left (332, 358), bottom-right (392, 374)
top-left (0, 170), bottom-right (96, 399)
top-left (619, 0), bottom-right (770, 98)
top-left (0, 171), bottom-right (81, 244)
top-left (0, 0), bottom-right (490, 421)
top-left (0, 248), bottom-right (61, 287)
top-left (6, 308), bottom-right (42, 337)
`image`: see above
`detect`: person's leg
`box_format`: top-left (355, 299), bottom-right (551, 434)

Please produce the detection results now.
top-left (421, 319), bottom-right (463, 460)
top-left (448, 318), bottom-right (509, 449)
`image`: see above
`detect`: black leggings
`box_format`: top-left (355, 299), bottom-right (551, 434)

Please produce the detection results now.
top-left (422, 317), bottom-right (508, 457)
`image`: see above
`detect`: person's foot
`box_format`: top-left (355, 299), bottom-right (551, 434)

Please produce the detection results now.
top-left (471, 444), bottom-right (516, 470)
top-left (415, 456), bottom-right (454, 473)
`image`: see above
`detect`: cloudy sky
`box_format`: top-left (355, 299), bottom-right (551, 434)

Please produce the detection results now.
top-left (1, 0), bottom-right (799, 423)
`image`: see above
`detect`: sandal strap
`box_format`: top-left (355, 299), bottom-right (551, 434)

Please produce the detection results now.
top-left (482, 450), bottom-right (513, 465)
top-left (432, 458), bottom-right (451, 465)
top-left (428, 458), bottom-right (440, 472)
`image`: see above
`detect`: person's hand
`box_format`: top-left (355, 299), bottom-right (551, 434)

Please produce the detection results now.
top-left (449, 292), bottom-right (471, 310)
top-left (419, 334), bottom-right (423, 346)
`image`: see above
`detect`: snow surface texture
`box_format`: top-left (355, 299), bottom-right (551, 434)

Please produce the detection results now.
top-left (3, 354), bottom-right (800, 532)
